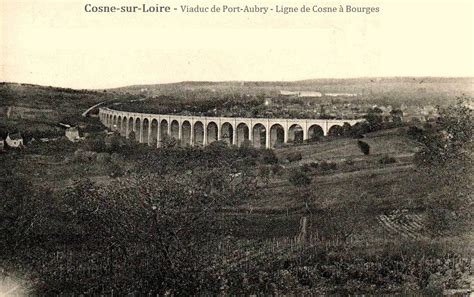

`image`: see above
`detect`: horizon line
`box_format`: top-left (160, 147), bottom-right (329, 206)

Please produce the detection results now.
top-left (1, 75), bottom-right (473, 91)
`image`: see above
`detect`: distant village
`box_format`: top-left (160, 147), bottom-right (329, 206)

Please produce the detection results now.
top-left (0, 125), bottom-right (83, 152)
top-left (182, 89), bottom-right (439, 123)
top-left (276, 90), bottom-right (437, 122)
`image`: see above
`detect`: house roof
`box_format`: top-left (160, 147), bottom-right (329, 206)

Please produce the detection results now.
top-left (8, 132), bottom-right (22, 140)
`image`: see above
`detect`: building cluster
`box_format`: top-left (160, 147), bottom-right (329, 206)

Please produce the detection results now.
top-left (173, 89), bottom-right (439, 122)
top-left (274, 90), bottom-right (438, 122)
top-left (0, 132), bottom-right (24, 151)
top-left (201, 98), bottom-right (438, 122)
top-left (0, 126), bottom-right (83, 152)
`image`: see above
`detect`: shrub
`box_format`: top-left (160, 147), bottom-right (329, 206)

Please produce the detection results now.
top-left (260, 149), bottom-right (278, 164)
top-left (301, 164), bottom-right (312, 173)
top-left (83, 136), bottom-right (107, 152)
top-left (109, 163), bottom-right (124, 178)
top-left (357, 140), bottom-right (370, 155)
top-left (407, 126), bottom-right (424, 140)
top-left (161, 134), bottom-right (178, 148)
top-left (379, 155), bottom-right (396, 164)
top-left (257, 165), bottom-right (271, 182)
top-left (271, 164), bottom-right (284, 176)
top-left (128, 131), bottom-right (137, 142)
top-left (110, 152), bottom-right (123, 162)
top-left (319, 161), bottom-right (337, 171)
top-left (306, 136), bottom-right (320, 143)
top-left (288, 169), bottom-right (311, 187)
top-left (74, 149), bottom-right (97, 162)
top-left (348, 122), bottom-right (370, 138)
top-left (96, 152), bottom-right (111, 163)
top-left (240, 139), bottom-right (252, 149)
top-left (285, 152), bottom-right (302, 163)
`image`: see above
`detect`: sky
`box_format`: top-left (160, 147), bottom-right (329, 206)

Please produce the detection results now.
top-left (1, 0), bottom-right (473, 89)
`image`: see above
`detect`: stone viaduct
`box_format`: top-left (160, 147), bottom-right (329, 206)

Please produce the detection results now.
top-left (99, 107), bottom-right (364, 149)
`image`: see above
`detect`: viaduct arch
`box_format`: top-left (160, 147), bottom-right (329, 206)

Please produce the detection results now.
top-left (99, 107), bottom-right (364, 148)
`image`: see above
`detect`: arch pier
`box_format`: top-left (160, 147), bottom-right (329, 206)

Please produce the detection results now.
top-left (99, 108), bottom-right (364, 148)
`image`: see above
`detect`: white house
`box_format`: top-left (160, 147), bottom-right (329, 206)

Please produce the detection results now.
top-left (281, 90), bottom-right (322, 97)
top-left (65, 127), bottom-right (81, 142)
top-left (325, 93), bottom-right (358, 97)
top-left (280, 90), bottom-right (299, 96)
top-left (6, 132), bottom-right (23, 148)
top-left (298, 91), bottom-right (322, 97)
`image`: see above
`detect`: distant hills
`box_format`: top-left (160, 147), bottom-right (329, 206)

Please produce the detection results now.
top-left (111, 77), bottom-right (474, 100)
top-left (1, 78), bottom-right (472, 136)
top-left (1, 77), bottom-right (473, 112)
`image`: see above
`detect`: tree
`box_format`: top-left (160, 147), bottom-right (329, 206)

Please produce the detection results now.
top-left (415, 99), bottom-right (473, 166)
top-left (348, 122), bottom-right (369, 138)
top-left (413, 99), bottom-right (473, 233)
top-left (357, 140), bottom-right (370, 155)
top-left (161, 134), bottom-right (178, 148)
top-left (128, 131), bottom-right (137, 142)
top-left (289, 168), bottom-right (312, 212)
top-left (83, 135), bottom-right (106, 152)
top-left (289, 169), bottom-right (311, 187)
top-left (365, 108), bottom-right (384, 132)
top-left (108, 132), bottom-right (125, 152)
top-left (257, 165), bottom-right (271, 186)
top-left (342, 122), bottom-right (352, 136)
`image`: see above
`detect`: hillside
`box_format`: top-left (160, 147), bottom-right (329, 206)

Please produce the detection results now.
top-left (0, 83), bottom-right (138, 138)
top-left (112, 77), bottom-right (474, 106)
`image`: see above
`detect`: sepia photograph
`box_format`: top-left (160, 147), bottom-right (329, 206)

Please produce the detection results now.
top-left (1, 0), bottom-right (473, 295)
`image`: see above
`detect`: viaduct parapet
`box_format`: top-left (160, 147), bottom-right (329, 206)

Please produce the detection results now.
top-left (99, 107), bottom-right (364, 148)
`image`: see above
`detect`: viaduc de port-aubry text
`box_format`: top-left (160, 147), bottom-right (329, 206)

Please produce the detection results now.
top-left (84, 4), bottom-right (380, 14)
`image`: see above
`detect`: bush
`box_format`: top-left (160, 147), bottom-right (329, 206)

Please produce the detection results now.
top-left (285, 152), bottom-right (302, 163)
top-left (74, 149), bottom-right (97, 162)
top-left (348, 122), bottom-right (370, 138)
top-left (306, 136), bottom-right (320, 143)
top-left (257, 165), bottom-right (271, 181)
top-left (110, 152), bottom-right (123, 162)
top-left (82, 136), bottom-right (107, 152)
top-left (160, 134), bottom-right (178, 148)
top-left (260, 149), bottom-right (278, 164)
top-left (96, 152), bottom-right (111, 163)
top-left (357, 140), bottom-right (370, 155)
top-left (271, 164), bottom-right (284, 176)
top-left (319, 161), bottom-right (337, 171)
top-left (288, 169), bottom-right (311, 187)
top-left (379, 155), bottom-right (396, 164)
top-left (108, 163), bottom-right (124, 177)
top-left (407, 126), bottom-right (424, 140)
top-left (301, 164), bottom-right (312, 172)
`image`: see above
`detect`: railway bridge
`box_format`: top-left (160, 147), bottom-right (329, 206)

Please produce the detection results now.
top-left (99, 107), bottom-right (364, 148)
